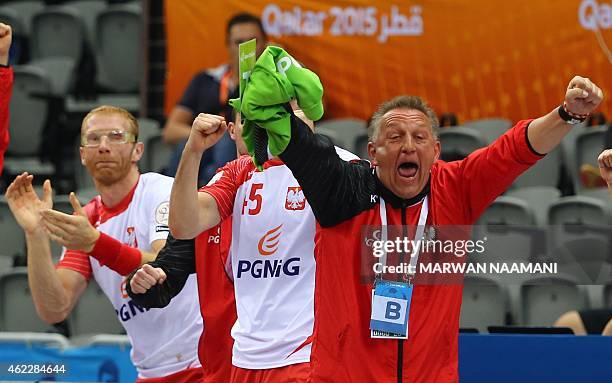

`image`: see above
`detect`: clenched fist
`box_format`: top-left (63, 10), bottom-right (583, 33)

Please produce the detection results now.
top-left (564, 76), bottom-right (604, 116)
top-left (185, 113), bottom-right (233, 154)
top-left (130, 264), bottom-right (167, 294)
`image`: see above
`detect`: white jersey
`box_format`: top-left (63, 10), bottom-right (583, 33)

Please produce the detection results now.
top-left (203, 148), bottom-right (358, 369)
top-left (58, 173), bottom-right (203, 379)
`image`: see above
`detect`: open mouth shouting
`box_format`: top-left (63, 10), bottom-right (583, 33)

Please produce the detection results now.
top-left (397, 161), bottom-right (419, 179)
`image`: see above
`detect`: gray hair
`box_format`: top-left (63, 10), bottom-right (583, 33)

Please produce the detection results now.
top-left (367, 95), bottom-right (439, 142)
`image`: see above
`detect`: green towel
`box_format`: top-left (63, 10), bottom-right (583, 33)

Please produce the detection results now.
top-left (229, 46), bottom-right (324, 169)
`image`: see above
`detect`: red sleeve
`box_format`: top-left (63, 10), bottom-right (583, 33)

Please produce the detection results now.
top-left (441, 119), bottom-right (544, 223)
top-left (0, 67), bottom-right (13, 176)
top-left (56, 250), bottom-right (93, 281)
top-left (199, 156), bottom-right (251, 220)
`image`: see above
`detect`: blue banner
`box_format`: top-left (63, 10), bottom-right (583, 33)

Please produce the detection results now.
top-left (0, 343), bottom-right (136, 382)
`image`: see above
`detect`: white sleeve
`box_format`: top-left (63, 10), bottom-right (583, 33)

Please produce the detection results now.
top-left (147, 175), bottom-right (173, 246)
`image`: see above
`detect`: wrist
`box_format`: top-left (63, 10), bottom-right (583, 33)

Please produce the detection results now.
top-left (183, 140), bottom-right (206, 155)
top-left (558, 102), bottom-right (589, 125)
top-left (90, 233), bottom-right (142, 275)
top-left (25, 226), bottom-right (48, 238)
top-left (85, 230), bottom-right (101, 253)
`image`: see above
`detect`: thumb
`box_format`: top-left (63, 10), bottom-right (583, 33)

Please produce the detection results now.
top-left (43, 179), bottom-right (53, 207)
top-left (567, 87), bottom-right (589, 101)
top-left (69, 192), bottom-right (85, 216)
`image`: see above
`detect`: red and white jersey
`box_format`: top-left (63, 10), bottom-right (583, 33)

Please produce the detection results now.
top-left (202, 148), bottom-right (358, 369)
top-left (57, 173), bottom-right (203, 379)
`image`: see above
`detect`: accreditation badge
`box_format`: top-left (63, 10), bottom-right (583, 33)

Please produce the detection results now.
top-left (370, 279), bottom-right (413, 339)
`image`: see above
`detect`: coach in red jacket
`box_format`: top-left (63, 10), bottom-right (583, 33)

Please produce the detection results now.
top-left (0, 23), bottom-right (12, 176)
top-left (273, 76), bottom-right (603, 382)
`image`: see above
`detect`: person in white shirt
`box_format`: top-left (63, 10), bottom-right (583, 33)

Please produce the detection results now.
top-left (5, 105), bottom-right (203, 382)
top-left (130, 108), bottom-right (357, 382)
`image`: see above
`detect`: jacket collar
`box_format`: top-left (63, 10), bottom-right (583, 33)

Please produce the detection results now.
top-left (373, 168), bottom-right (430, 209)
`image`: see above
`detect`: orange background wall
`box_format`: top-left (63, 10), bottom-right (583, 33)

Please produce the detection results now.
top-left (165, 0), bottom-right (611, 123)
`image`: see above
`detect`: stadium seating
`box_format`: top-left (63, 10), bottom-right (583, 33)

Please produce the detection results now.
top-left (547, 196), bottom-right (610, 248)
top-left (513, 147), bottom-right (562, 189)
top-left (460, 118), bottom-right (512, 144)
top-left (144, 134), bottom-right (173, 174)
top-left (95, 3), bottom-right (142, 93)
top-left (506, 186), bottom-right (561, 226)
top-left (69, 0), bottom-right (107, 47)
top-left (438, 126), bottom-right (486, 161)
top-left (472, 196), bottom-right (537, 265)
top-left (547, 196), bottom-right (611, 285)
top-left (4, 65), bottom-right (55, 177)
top-left (604, 283), bottom-right (612, 308)
top-left (1, 1), bottom-right (45, 35)
top-left (520, 275), bottom-right (588, 326)
top-left (0, 196), bottom-right (25, 260)
top-left (31, 6), bottom-right (84, 62)
top-left (460, 275), bottom-right (508, 332)
top-left (0, 268), bottom-right (56, 332)
top-left (561, 124), bottom-right (607, 194)
top-left (316, 118), bottom-right (367, 153)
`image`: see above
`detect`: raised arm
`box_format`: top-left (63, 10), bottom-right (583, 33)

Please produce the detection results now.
top-left (527, 76), bottom-right (603, 154)
top-left (450, 76), bottom-right (604, 222)
top-left (5, 174), bottom-right (86, 324)
top-left (169, 114), bottom-right (229, 238)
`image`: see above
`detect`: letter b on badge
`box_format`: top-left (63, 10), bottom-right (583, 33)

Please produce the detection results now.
top-left (386, 301), bottom-right (401, 320)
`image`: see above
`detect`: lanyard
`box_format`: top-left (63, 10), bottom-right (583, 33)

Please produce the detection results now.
top-left (377, 196), bottom-right (429, 281)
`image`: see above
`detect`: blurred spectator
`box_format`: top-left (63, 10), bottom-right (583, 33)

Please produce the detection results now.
top-left (0, 23), bottom-right (13, 176)
top-left (598, 148), bottom-right (612, 190)
top-left (163, 13), bottom-right (267, 186)
top-left (555, 308), bottom-right (612, 335)
top-left (580, 124), bottom-right (612, 188)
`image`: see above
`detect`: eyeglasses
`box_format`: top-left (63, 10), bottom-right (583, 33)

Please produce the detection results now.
top-left (81, 130), bottom-right (136, 147)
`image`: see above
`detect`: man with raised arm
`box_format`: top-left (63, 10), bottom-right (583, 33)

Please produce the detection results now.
top-left (241, 74), bottom-right (603, 382)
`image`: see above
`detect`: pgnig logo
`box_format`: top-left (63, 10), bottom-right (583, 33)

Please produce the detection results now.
top-left (237, 257), bottom-right (301, 278)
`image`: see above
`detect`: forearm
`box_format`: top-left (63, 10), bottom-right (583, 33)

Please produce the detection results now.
top-left (26, 230), bottom-right (71, 323)
top-left (527, 108), bottom-right (575, 155)
top-left (162, 121), bottom-right (191, 144)
top-left (169, 147), bottom-right (208, 238)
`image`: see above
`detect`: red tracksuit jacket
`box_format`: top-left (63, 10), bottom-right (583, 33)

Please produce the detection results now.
top-left (280, 115), bottom-right (543, 382)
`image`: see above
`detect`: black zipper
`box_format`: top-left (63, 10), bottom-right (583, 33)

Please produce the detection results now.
top-left (397, 202), bottom-right (408, 383)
